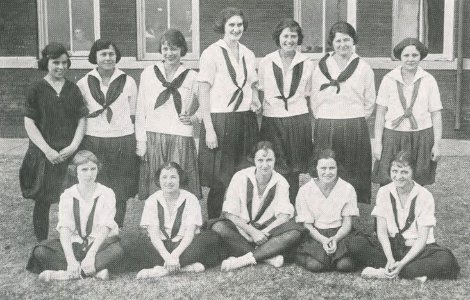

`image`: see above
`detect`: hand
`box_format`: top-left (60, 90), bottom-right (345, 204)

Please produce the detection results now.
top-left (178, 113), bottom-right (193, 126)
top-left (385, 260), bottom-right (402, 278)
top-left (45, 149), bottom-right (63, 164)
top-left (80, 252), bottom-right (96, 276)
top-left (373, 142), bottom-right (383, 161)
top-left (322, 238), bottom-right (337, 255)
top-left (205, 128), bottom-right (218, 149)
top-left (250, 99), bottom-right (262, 114)
top-left (59, 145), bottom-right (77, 161)
top-left (164, 254), bottom-right (180, 273)
top-left (385, 259), bottom-right (396, 273)
top-left (250, 228), bottom-right (269, 246)
top-left (431, 143), bottom-right (440, 162)
top-left (136, 141), bottom-right (147, 157)
top-left (66, 259), bottom-right (81, 278)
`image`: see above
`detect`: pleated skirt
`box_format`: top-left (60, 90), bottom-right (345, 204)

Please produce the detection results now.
top-left (314, 117), bottom-right (372, 204)
top-left (199, 111), bottom-right (259, 187)
top-left (138, 132), bottom-right (202, 200)
top-left (260, 113), bottom-right (313, 174)
top-left (372, 127), bottom-right (437, 185)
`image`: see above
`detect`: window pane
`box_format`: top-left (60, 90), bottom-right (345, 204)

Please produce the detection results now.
top-left (46, 0), bottom-right (71, 49)
top-left (71, 0), bottom-right (95, 52)
top-left (425, 0), bottom-right (444, 54)
top-left (169, 0), bottom-right (192, 52)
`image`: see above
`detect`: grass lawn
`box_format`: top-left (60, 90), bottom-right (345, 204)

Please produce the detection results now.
top-left (0, 153), bottom-right (468, 299)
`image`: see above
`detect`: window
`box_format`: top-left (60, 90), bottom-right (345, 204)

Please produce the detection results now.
top-left (136, 0), bottom-right (199, 60)
top-left (37, 0), bottom-right (100, 56)
top-left (392, 0), bottom-right (454, 60)
top-left (294, 0), bottom-right (356, 57)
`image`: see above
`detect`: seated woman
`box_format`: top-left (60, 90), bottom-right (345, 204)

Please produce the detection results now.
top-left (294, 149), bottom-right (359, 272)
top-left (347, 151), bottom-right (460, 280)
top-left (210, 141), bottom-right (304, 271)
top-left (121, 162), bottom-right (222, 279)
top-left (27, 150), bottom-right (124, 281)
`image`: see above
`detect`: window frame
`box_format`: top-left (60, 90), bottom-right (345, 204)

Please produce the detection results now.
top-left (293, 0), bottom-right (357, 59)
top-left (37, 0), bottom-right (101, 57)
top-left (136, 0), bottom-right (200, 61)
top-left (392, 0), bottom-right (454, 61)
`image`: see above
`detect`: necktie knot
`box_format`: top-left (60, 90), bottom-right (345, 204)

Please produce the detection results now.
top-left (403, 108), bottom-right (413, 117)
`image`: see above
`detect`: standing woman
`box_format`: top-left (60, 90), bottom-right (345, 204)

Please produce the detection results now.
top-left (77, 39), bottom-right (139, 227)
top-left (310, 21), bottom-right (376, 204)
top-left (136, 29), bottom-right (202, 200)
top-left (20, 43), bottom-right (87, 241)
top-left (258, 18), bottom-right (313, 204)
top-left (373, 38), bottom-right (442, 186)
top-left (198, 7), bottom-right (260, 218)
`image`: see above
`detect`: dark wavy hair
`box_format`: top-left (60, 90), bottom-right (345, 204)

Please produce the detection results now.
top-left (247, 141), bottom-right (277, 164)
top-left (390, 150), bottom-right (416, 177)
top-left (308, 148), bottom-right (344, 178)
top-left (88, 39), bottom-right (122, 64)
top-left (327, 21), bottom-right (358, 46)
top-left (38, 43), bottom-right (71, 71)
top-left (393, 37), bottom-right (428, 60)
top-left (155, 161), bottom-right (189, 188)
top-left (158, 29), bottom-right (188, 57)
top-left (272, 18), bottom-right (303, 47)
top-left (213, 7), bottom-right (248, 34)
top-left (68, 150), bottom-right (102, 178)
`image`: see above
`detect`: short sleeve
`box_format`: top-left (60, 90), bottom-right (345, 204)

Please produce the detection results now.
top-left (416, 191), bottom-right (436, 227)
top-left (197, 47), bottom-right (217, 85)
top-left (140, 196), bottom-right (159, 228)
top-left (127, 76), bottom-right (138, 116)
top-left (72, 85), bottom-right (88, 118)
top-left (362, 63), bottom-right (376, 118)
top-left (56, 191), bottom-right (75, 232)
top-left (257, 57), bottom-right (267, 91)
top-left (341, 184), bottom-right (359, 217)
top-left (376, 75), bottom-right (392, 107)
top-left (94, 189), bottom-right (117, 229)
top-left (426, 76), bottom-right (443, 113)
top-left (295, 183), bottom-right (315, 223)
top-left (183, 195), bottom-right (203, 229)
top-left (222, 173), bottom-right (243, 216)
top-left (273, 178), bottom-right (294, 218)
top-left (24, 84), bottom-right (40, 121)
top-left (371, 187), bottom-right (388, 219)
top-left (246, 51), bottom-right (258, 86)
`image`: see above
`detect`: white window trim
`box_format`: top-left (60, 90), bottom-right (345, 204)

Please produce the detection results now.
top-left (392, 0), bottom-right (454, 61)
top-left (37, 0), bottom-right (101, 57)
top-left (136, 0), bottom-right (200, 61)
top-left (293, 0), bottom-right (357, 59)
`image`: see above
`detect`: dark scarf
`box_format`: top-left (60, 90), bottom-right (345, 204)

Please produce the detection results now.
top-left (318, 53), bottom-right (359, 94)
top-left (272, 60), bottom-right (304, 110)
top-left (391, 78), bottom-right (422, 130)
top-left (158, 199), bottom-right (187, 240)
top-left (220, 46), bottom-right (247, 111)
top-left (153, 65), bottom-right (190, 115)
top-left (246, 178), bottom-right (277, 230)
top-left (87, 73), bottom-right (127, 123)
top-left (73, 196), bottom-right (99, 252)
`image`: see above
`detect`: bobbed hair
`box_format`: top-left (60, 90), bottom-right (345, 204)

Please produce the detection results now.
top-left (247, 140), bottom-right (277, 164)
top-left (154, 161), bottom-right (189, 188)
top-left (327, 21), bottom-right (358, 46)
top-left (272, 18), bottom-right (303, 47)
top-left (67, 150), bottom-right (102, 178)
top-left (308, 148), bottom-right (344, 178)
top-left (393, 37), bottom-right (428, 60)
top-left (88, 39), bottom-right (122, 64)
top-left (38, 43), bottom-right (71, 71)
top-left (390, 150), bottom-right (416, 177)
top-left (158, 29), bottom-right (188, 57)
top-left (213, 7), bottom-right (248, 34)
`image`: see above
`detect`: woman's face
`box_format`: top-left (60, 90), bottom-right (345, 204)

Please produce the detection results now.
top-left (161, 41), bottom-right (182, 65)
top-left (332, 32), bottom-right (354, 57)
top-left (47, 54), bottom-right (69, 80)
top-left (159, 167), bottom-right (180, 194)
top-left (96, 45), bottom-right (117, 71)
top-left (254, 149), bottom-right (275, 177)
top-left (316, 158), bottom-right (338, 184)
top-left (400, 45), bottom-right (421, 72)
top-left (279, 27), bottom-right (298, 53)
top-left (76, 161), bottom-right (98, 184)
top-left (390, 162), bottom-right (413, 188)
top-left (224, 15), bottom-right (244, 42)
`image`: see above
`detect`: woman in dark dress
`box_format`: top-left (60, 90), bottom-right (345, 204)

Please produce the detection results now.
top-left (20, 43), bottom-right (87, 241)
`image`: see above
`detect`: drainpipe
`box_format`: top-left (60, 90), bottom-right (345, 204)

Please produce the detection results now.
top-left (454, 0), bottom-right (464, 129)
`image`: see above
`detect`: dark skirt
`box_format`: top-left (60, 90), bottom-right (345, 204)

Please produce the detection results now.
top-left (138, 132), bottom-right (201, 200)
top-left (206, 218), bottom-right (306, 238)
top-left (372, 127), bottom-right (437, 186)
top-left (80, 134), bottom-right (139, 202)
top-left (295, 227), bottom-right (353, 267)
top-left (199, 111), bottom-right (259, 187)
top-left (314, 117), bottom-right (372, 204)
top-left (260, 113), bottom-right (313, 174)
top-left (19, 141), bottom-right (71, 204)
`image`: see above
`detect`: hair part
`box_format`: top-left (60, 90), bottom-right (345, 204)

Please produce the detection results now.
top-left (309, 148), bottom-right (342, 178)
top-left (393, 37), bottom-right (428, 60)
top-left (272, 18), bottom-right (303, 47)
top-left (158, 29), bottom-right (188, 57)
top-left (67, 150), bottom-right (102, 178)
top-left (154, 161), bottom-right (189, 188)
top-left (390, 150), bottom-right (416, 175)
top-left (213, 7), bottom-right (248, 34)
top-left (248, 141), bottom-right (277, 163)
top-left (327, 21), bottom-right (358, 46)
top-left (88, 39), bottom-right (122, 64)
top-left (38, 43), bottom-right (71, 71)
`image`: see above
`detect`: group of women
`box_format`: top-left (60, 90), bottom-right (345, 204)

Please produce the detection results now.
top-left (22, 6), bottom-right (459, 282)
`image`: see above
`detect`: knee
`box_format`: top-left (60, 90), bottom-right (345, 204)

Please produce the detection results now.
top-left (282, 230), bottom-right (302, 244)
top-left (210, 221), bottom-right (232, 237)
top-left (336, 257), bottom-right (356, 272)
top-left (296, 255), bottom-right (325, 272)
top-left (33, 246), bottom-right (50, 263)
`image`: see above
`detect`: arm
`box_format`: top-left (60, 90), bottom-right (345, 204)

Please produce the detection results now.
top-left (431, 111), bottom-right (442, 162)
top-left (80, 225), bottom-right (111, 276)
top-left (59, 117), bottom-right (86, 160)
top-left (24, 117), bottom-right (62, 164)
top-left (260, 213), bottom-right (290, 235)
top-left (135, 74), bottom-right (147, 157)
top-left (373, 105), bottom-right (387, 160)
top-left (166, 224), bottom-right (197, 273)
top-left (376, 216), bottom-right (396, 272)
top-left (303, 222), bottom-right (329, 245)
top-left (363, 66), bottom-right (376, 119)
top-left (199, 82), bottom-right (217, 149)
top-left (147, 226), bottom-right (172, 264)
top-left (223, 211), bottom-right (269, 245)
top-left (250, 84), bottom-right (262, 113)
top-left (59, 227), bottom-right (81, 277)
